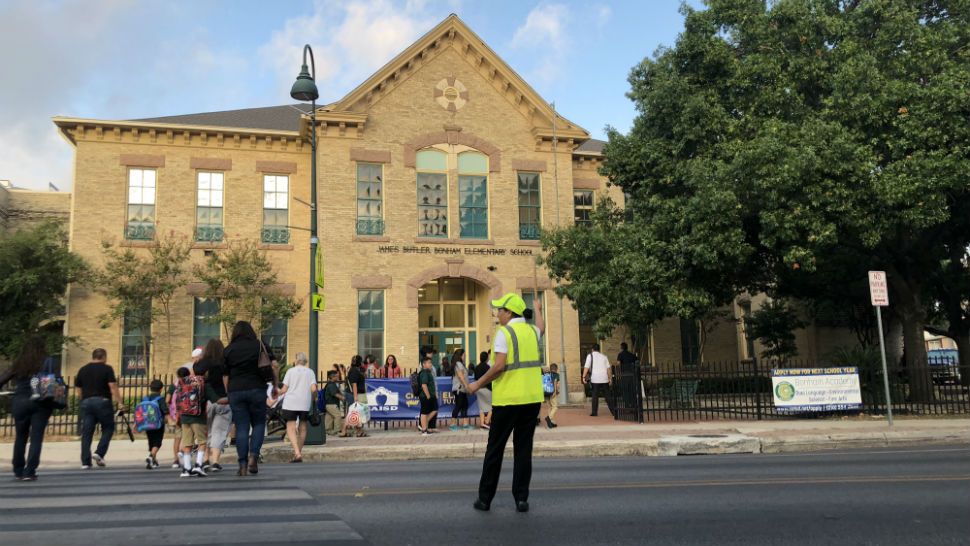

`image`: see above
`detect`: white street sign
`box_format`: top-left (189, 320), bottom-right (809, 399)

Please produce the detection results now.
top-left (868, 271), bottom-right (889, 307)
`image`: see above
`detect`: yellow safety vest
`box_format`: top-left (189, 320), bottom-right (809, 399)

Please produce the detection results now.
top-left (491, 322), bottom-right (544, 406)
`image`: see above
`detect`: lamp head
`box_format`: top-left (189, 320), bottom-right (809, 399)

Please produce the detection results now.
top-left (290, 63), bottom-right (319, 102)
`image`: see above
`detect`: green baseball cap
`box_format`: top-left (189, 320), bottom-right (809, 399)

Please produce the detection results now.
top-left (490, 292), bottom-right (527, 315)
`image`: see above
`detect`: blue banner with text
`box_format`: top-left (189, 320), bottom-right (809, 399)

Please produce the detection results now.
top-left (365, 378), bottom-right (479, 420)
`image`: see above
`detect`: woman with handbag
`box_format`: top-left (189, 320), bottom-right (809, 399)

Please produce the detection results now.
top-left (223, 321), bottom-right (278, 476)
top-left (4, 336), bottom-right (58, 481)
top-left (277, 351), bottom-right (318, 462)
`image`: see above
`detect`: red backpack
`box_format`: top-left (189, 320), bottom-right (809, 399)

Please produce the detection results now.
top-left (176, 376), bottom-right (206, 417)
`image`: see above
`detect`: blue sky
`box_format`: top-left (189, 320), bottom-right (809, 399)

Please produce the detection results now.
top-left (0, 0), bottom-right (699, 190)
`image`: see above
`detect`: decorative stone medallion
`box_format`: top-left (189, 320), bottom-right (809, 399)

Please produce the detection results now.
top-left (434, 77), bottom-right (468, 112)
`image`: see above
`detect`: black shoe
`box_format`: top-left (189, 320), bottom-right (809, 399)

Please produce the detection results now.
top-left (248, 456), bottom-right (259, 475)
top-left (473, 499), bottom-right (490, 511)
top-left (545, 416), bottom-right (553, 429)
top-left (516, 500), bottom-right (530, 513)
top-left (22, 475), bottom-right (37, 482)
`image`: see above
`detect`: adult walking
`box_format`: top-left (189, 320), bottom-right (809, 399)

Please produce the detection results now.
top-left (223, 321), bottom-right (278, 476)
top-left (583, 344), bottom-right (615, 417)
top-left (467, 293), bottom-right (544, 512)
top-left (278, 352), bottom-right (318, 462)
top-left (4, 337), bottom-right (55, 480)
top-left (76, 348), bottom-right (122, 469)
top-left (473, 351), bottom-right (492, 430)
top-left (339, 356), bottom-right (368, 438)
top-left (199, 338), bottom-right (231, 472)
top-left (450, 348), bottom-right (471, 430)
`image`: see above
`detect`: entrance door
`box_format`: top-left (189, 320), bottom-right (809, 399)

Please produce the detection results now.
top-left (418, 331), bottom-right (465, 366)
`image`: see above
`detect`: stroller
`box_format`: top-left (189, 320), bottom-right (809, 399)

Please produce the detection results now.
top-left (265, 391), bottom-right (287, 440)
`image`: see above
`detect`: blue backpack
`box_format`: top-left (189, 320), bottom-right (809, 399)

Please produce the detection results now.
top-left (542, 373), bottom-right (555, 395)
top-left (134, 395), bottom-right (164, 432)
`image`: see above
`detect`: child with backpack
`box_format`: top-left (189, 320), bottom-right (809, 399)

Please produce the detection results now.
top-left (176, 361), bottom-right (227, 477)
top-left (135, 379), bottom-right (168, 469)
top-left (321, 370), bottom-right (345, 436)
top-left (543, 364), bottom-right (560, 429)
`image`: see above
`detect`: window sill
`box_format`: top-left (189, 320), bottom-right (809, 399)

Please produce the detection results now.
top-left (120, 240), bottom-right (155, 248)
top-left (191, 242), bottom-right (228, 250)
top-left (355, 235), bottom-right (391, 243)
top-left (258, 244), bottom-right (295, 250)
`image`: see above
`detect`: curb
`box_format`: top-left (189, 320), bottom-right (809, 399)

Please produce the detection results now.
top-left (261, 430), bottom-right (970, 462)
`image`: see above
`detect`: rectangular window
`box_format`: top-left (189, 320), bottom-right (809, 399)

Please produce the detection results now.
top-left (358, 290), bottom-right (385, 363)
top-left (193, 298), bottom-right (220, 351)
top-left (574, 190), bottom-right (593, 226)
top-left (196, 171), bottom-right (224, 242)
top-left (356, 163), bottom-right (384, 236)
top-left (126, 169), bottom-right (156, 241)
top-left (121, 299), bottom-right (151, 377)
top-left (262, 175), bottom-right (289, 244)
top-left (517, 172), bottom-right (541, 240)
top-left (417, 150), bottom-right (448, 238)
top-left (261, 318), bottom-right (288, 364)
top-left (521, 291), bottom-right (546, 365)
top-left (680, 317), bottom-right (701, 366)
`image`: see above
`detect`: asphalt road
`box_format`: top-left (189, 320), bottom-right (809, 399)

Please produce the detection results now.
top-left (299, 446), bottom-right (970, 546)
top-left (2, 446), bottom-right (968, 545)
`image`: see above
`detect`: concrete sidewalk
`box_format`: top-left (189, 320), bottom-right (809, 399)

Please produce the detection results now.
top-left (2, 407), bottom-right (968, 469)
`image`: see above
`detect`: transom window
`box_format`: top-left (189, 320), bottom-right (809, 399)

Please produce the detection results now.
top-left (196, 172), bottom-right (224, 242)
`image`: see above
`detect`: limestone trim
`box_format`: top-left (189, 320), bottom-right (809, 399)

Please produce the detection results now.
top-left (119, 154), bottom-right (165, 168)
top-left (257, 244), bottom-right (295, 250)
top-left (413, 237), bottom-right (496, 246)
top-left (53, 117), bottom-right (299, 147)
top-left (186, 282), bottom-right (295, 297)
top-left (354, 235), bottom-right (391, 243)
top-left (511, 159), bottom-right (547, 172)
top-left (516, 277), bottom-right (552, 290)
top-left (190, 157), bottom-right (232, 171)
top-left (406, 261), bottom-right (502, 308)
top-left (403, 130), bottom-right (501, 172)
top-left (256, 161), bottom-right (298, 174)
top-left (573, 178), bottom-right (602, 190)
top-left (351, 275), bottom-right (393, 289)
top-left (350, 148), bottom-right (392, 164)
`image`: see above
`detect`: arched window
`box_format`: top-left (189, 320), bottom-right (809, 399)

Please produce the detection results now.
top-left (416, 149), bottom-right (448, 238)
top-left (457, 151), bottom-right (488, 239)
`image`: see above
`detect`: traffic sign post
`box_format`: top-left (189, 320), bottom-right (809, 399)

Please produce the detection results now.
top-left (868, 271), bottom-right (893, 426)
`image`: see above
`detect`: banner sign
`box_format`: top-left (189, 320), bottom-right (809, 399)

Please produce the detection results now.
top-left (771, 367), bottom-right (862, 412)
top-left (365, 378), bottom-right (479, 420)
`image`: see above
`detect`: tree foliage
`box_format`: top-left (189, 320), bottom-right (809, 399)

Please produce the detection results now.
top-left (745, 299), bottom-right (807, 362)
top-left (193, 239), bottom-right (302, 336)
top-left (543, 0), bottom-right (969, 400)
top-left (0, 221), bottom-right (88, 358)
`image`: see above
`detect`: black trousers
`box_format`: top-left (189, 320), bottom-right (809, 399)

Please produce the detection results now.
top-left (590, 383), bottom-right (615, 417)
top-left (12, 396), bottom-right (53, 478)
top-left (478, 402), bottom-right (541, 504)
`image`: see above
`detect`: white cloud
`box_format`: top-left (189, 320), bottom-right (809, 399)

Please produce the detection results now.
top-left (509, 4), bottom-right (571, 84)
top-left (258, 0), bottom-right (438, 104)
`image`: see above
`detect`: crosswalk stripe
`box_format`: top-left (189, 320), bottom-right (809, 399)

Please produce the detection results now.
top-left (0, 469), bottom-right (368, 545)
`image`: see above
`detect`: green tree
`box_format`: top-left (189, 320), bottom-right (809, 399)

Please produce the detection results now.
top-left (595, 0), bottom-right (969, 401)
top-left (193, 239), bottom-right (302, 337)
top-left (745, 299), bottom-right (808, 363)
top-left (0, 221), bottom-right (88, 358)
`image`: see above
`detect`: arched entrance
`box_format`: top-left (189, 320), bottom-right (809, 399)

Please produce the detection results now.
top-left (407, 260), bottom-right (502, 368)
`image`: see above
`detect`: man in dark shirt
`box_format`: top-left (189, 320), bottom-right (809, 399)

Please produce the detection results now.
top-left (616, 343), bottom-right (639, 410)
top-left (74, 348), bottom-right (121, 469)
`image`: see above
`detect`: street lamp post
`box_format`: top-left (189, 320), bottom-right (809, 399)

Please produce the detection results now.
top-left (291, 45), bottom-right (320, 375)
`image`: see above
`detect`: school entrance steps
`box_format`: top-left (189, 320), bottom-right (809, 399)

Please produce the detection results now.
top-left (0, 468), bottom-right (367, 546)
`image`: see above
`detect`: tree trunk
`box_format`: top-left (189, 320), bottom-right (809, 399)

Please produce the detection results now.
top-left (889, 270), bottom-right (934, 402)
top-left (953, 332), bottom-right (970, 389)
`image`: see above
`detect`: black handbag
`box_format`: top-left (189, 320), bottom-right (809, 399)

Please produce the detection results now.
top-left (308, 403), bottom-right (322, 427)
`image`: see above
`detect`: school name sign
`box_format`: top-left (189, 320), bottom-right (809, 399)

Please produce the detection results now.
top-left (771, 367), bottom-right (862, 412)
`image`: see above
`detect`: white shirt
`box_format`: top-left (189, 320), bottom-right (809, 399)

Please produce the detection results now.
top-left (493, 317), bottom-right (542, 357)
top-left (585, 351), bottom-right (611, 384)
top-left (281, 366), bottom-right (316, 412)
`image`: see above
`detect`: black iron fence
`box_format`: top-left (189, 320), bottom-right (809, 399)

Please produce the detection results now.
top-left (627, 359), bottom-right (970, 422)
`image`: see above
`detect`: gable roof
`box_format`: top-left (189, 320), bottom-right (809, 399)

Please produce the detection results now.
top-left (134, 104), bottom-right (312, 132)
top-left (320, 14), bottom-right (590, 143)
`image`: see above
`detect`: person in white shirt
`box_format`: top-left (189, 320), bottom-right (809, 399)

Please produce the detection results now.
top-left (582, 344), bottom-right (615, 417)
top-left (277, 352), bottom-right (318, 463)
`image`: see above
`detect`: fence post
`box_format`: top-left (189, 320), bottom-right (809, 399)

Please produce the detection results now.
top-left (753, 356), bottom-right (763, 421)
